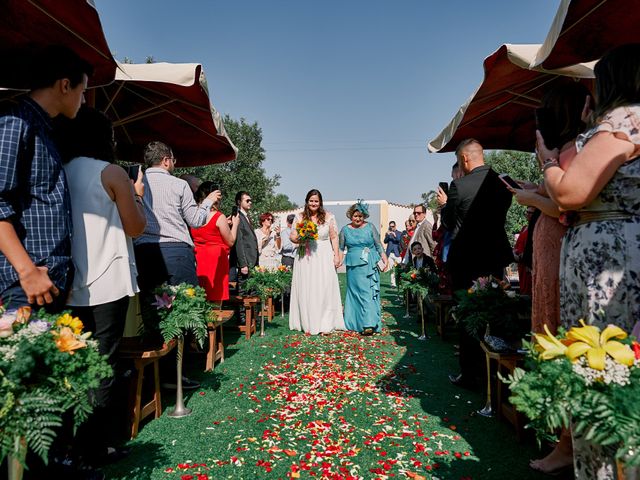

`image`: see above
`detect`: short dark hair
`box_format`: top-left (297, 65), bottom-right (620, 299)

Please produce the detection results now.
top-left (286, 214), bottom-right (295, 224)
top-left (194, 181), bottom-right (217, 204)
top-left (413, 204), bottom-right (426, 214)
top-left (144, 141), bottom-right (172, 167)
top-left (389, 221), bottom-right (396, 226)
top-left (55, 106), bottom-right (114, 164)
top-left (30, 45), bottom-right (93, 90)
top-left (259, 212), bottom-right (274, 224)
top-left (235, 191), bottom-right (250, 206)
top-left (411, 241), bottom-right (423, 250)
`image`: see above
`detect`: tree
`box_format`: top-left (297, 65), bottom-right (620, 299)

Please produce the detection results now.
top-left (484, 150), bottom-right (542, 240)
top-left (178, 115), bottom-right (297, 220)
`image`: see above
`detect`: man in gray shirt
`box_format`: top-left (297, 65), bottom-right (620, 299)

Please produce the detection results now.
top-left (280, 214), bottom-right (296, 269)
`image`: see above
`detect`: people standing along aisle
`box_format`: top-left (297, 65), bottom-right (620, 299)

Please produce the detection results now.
top-left (134, 141), bottom-right (220, 390)
top-left (289, 189), bottom-right (345, 335)
top-left (230, 191), bottom-right (259, 325)
top-left (402, 204), bottom-right (435, 266)
top-left (441, 138), bottom-right (512, 388)
top-left (255, 212), bottom-right (282, 270)
top-left (191, 182), bottom-right (239, 304)
top-left (56, 106), bottom-right (146, 469)
top-left (0, 46), bottom-right (92, 311)
top-left (280, 214), bottom-right (296, 269)
top-left (399, 216), bottom-right (416, 261)
top-left (383, 221), bottom-right (402, 287)
top-left (339, 201), bottom-right (388, 335)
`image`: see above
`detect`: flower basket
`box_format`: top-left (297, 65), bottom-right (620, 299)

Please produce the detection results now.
top-left (503, 321), bottom-right (640, 468)
top-left (0, 306), bottom-right (112, 474)
top-left (453, 276), bottom-right (530, 342)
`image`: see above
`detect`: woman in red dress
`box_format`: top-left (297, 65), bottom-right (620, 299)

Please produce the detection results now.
top-left (191, 182), bottom-right (239, 303)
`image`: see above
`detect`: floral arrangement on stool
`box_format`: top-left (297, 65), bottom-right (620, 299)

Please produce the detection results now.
top-left (153, 283), bottom-right (212, 417)
top-left (0, 304), bottom-right (111, 480)
top-left (504, 320), bottom-right (640, 477)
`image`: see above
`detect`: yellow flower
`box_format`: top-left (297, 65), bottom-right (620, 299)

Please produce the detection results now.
top-left (533, 324), bottom-right (568, 360)
top-left (52, 326), bottom-right (86, 354)
top-left (184, 288), bottom-right (196, 297)
top-left (565, 320), bottom-right (635, 370)
top-left (56, 313), bottom-right (84, 335)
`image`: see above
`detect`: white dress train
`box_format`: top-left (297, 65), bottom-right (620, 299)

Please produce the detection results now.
top-left (289, 213), bottom-right (345, 334)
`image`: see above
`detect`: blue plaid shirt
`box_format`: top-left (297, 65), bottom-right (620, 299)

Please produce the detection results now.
top-left (0, 97), bottom-right (72, 293)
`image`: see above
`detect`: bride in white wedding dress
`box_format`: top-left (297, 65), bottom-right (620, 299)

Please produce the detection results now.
top-left (289, 189), bottom-right (345, 335)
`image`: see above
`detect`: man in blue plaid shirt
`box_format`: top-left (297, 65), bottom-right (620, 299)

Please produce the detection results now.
top-left (0, 46), bottom-right (93, 310)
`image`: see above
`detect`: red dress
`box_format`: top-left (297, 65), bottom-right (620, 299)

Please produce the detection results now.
top-left (191, 212), bottom-right (229, 301)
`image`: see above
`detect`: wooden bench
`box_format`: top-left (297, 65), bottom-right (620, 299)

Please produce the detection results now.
top-left (224, 295), bottom-right (259, 339)
top-left (120, 337), bottom-right (176, 439)
top-left (205, 309), bottom-right (235, 371)
top-left (479, 341), bottom-right (526, 440)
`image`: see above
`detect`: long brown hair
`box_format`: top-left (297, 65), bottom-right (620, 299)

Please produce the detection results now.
top-left (302, 189), bottom-right (326, 225)
top-left (593, 43), bottom-right (640, 120)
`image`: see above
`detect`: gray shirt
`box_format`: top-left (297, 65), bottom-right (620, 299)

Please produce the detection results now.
top-left (280, 226), bottom-right (295, 258)
top-left (135, 167), bottom-right (212, 246)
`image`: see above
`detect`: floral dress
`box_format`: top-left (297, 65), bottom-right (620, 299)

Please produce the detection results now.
top-left (559, 105), bottom-right (640, 479)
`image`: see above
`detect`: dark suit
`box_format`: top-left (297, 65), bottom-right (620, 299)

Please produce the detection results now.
top-left (442, 165), bottom-right (512, 291)
top-left (231, 212), bottom-right (258, 322)
top-left (441, 164), bottom-right (512, 384)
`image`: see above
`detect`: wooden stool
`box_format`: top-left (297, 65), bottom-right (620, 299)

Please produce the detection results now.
top-left (431, 294), bottom-right (455, 339)
top-left (479, 341), bottom-right (525, 438)
top-left (260, 297), bottom-right (275, 322)
top-left (120, 337), bottom-right (176, 439)
top-left (205, 310), bottom-right (235, 371)
top-left (224, 295), bottom-right (259, 339)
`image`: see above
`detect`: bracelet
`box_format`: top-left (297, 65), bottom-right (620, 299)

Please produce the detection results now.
top-left (542, 158), bottom-right (560, 172)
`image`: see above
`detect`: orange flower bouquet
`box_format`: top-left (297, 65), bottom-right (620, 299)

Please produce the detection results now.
top-left (296, 219), bottom-right (318, 258)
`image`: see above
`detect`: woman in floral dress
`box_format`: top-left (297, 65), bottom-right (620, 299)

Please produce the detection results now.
top-left (537, 43), bottom-right (640, 480)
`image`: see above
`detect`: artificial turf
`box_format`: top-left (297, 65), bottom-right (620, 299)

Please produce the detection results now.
top-left (106, 273), bottom-right (548, 479)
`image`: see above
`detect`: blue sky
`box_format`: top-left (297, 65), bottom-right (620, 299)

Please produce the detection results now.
top-left (95, 1), bottom-right (559, 205)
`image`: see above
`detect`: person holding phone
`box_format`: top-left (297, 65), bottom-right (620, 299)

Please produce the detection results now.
top-left (255, 212), bottom-right (282, 269)
top-left (56, 106), bottom-right (146, 468)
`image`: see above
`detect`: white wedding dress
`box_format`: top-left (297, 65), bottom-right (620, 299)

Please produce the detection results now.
top-left (289, 213), bottom-right (345, 334)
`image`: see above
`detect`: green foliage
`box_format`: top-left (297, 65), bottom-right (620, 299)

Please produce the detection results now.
top-left (0, 310), bottom-right (112, 464)
top-left (179, 116), bottom-right (297, 220)
top-left (503, 338), bottom-right (640, 466)
top-left (396, 266), bottom-right (439, 299)
top-left (453, 276), bottom-right (530, 340)
top-left (154, 283), bottom-right (212, 347)
top-left (485, 150), bottom-right (542, 240)
top-left (244, 266), bottom-right (292, 303)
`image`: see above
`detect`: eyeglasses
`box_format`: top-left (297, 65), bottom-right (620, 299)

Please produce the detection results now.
top-left (246, 199), bottom-right (253, 203)
top-left (413, 211), bottom-right (424, 215)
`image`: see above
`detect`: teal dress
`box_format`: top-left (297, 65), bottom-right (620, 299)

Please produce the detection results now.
top-left (339, 223), bottom-right (384, 333)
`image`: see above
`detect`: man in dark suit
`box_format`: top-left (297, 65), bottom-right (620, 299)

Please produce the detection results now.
top-left (441, 138), bottom-right (512, 387)
top-left (232, 191), bottom-right (259, 324)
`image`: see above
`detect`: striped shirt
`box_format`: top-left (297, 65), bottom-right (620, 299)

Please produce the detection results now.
top-left (0, 97), bottom-right (72, 292)
top-left (135, 167), bottom-right (213, 246)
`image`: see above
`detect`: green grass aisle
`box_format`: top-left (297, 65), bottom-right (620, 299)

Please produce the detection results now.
top-left (106, 274), bottom-right (546, 479)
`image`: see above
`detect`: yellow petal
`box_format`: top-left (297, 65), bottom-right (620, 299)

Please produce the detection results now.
top-left (603, 341), bottom-right (635, 366)
top-left (586, 347), bottom-right (606, 370)
top-left (600, 324), bottom-right (627, 343)
top-left (566, 322), bottom-right (600, 347)
top-left (534, 333), bottom-right (567, 359)
top-left (566, 342), bottom-right (591, 361)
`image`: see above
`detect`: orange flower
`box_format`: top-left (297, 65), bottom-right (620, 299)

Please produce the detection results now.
top-left (52, 326), bottom-right (87, 354)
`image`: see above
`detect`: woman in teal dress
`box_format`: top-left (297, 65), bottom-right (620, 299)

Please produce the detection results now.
top-left (339, 201), bottom-right (388, 335)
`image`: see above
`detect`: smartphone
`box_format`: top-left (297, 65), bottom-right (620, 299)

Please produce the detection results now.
top-left (535, 107), bottom-right (561, 150)
top-left (499, 173), bottom-right (521, 190)
top-left (438, 181), bottom-right (449, 195)
top-left (127, 164), bottom-right (141, 181)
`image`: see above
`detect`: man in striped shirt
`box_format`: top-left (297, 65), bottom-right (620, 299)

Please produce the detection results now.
top-left (0, 46), bottom-right (93, 310)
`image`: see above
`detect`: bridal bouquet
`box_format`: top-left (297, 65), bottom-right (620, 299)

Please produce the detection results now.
top-left (504, 321), bottom-right (640, 466)
top-left (453, 275), bottom-right (529, 341)
top-left (295, 219), bottom-right (318, 258)
top-left (0, 304), bottom-right (112, 465)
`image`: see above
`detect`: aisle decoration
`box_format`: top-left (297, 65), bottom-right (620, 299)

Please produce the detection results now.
top-left (397, 266), bottom-right (439, 339)
top-left (153, 283), bottom-right (213, 417)
top-left (295, 219), bottom-right (318, 258)
top-left (244, 266), bottom-right (292, 335)
top-left (453, 276), bottom-right (530, 344)
top-left (504, 321), bottom-right (640, 467)
top-left (0, 304), bottom-right (111, 476)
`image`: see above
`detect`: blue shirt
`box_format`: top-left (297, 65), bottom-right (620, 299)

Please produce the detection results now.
top-left (384, 229), bottom-right (402, 256)
top-left (0, 97), bottom-right (72, 292)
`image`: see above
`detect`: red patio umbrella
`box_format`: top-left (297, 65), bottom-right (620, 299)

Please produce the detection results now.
top-left (0, 0), bottom-right (117, 89)
top-left (428, 44), bottom-right (594, 154)
top-left (531, 0), bottom-right (640, 69)
top-left (94, 62), bottom-right (237, 167)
